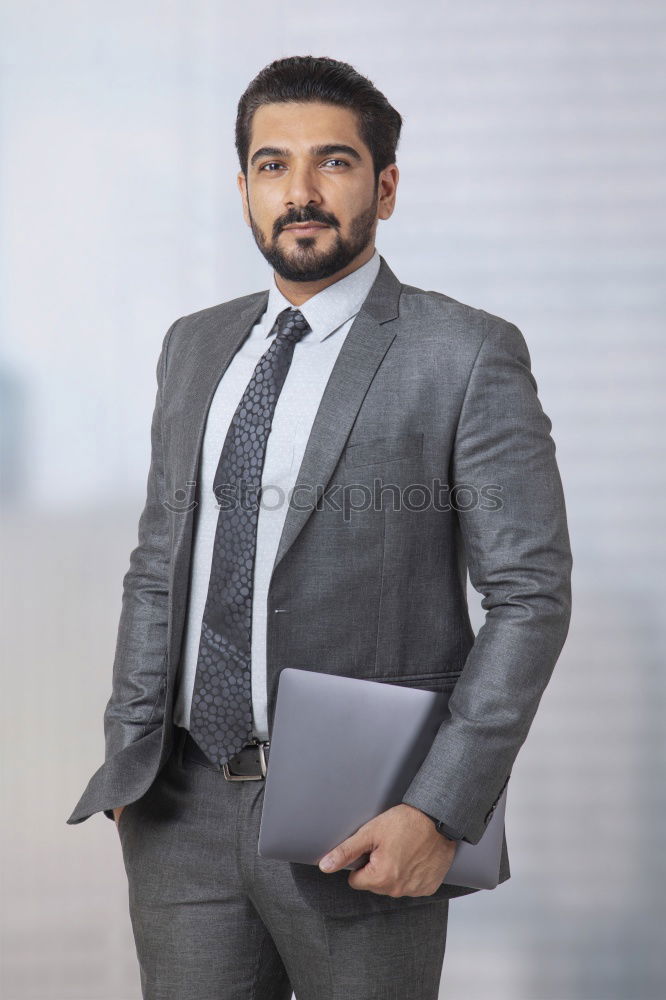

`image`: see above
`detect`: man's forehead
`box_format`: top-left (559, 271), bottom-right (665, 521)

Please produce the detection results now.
top-left (251, 103), bottom-right (359, 139)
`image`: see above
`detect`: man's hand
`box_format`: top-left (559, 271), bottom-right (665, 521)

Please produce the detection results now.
top-left (113, 805), bottom-right (126, 826)
top-left (317, 803), bottom-right (458, 898)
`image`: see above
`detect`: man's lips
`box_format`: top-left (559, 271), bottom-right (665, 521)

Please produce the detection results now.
top-left (283, 223), bottom-right (329, 232)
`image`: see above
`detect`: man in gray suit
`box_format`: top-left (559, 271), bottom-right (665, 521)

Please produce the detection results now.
top-left (67, 55), bottom-right (572, 999)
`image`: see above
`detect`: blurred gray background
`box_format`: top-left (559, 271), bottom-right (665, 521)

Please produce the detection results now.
top-left (1, 1), bottom-right (665, 998)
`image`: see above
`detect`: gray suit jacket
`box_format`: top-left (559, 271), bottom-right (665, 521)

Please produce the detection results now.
top-left (67, 254), bottom-right (572, 916)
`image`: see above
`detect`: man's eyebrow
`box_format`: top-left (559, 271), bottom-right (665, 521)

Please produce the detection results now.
top-left (249, 144), bottom-right (363, 167)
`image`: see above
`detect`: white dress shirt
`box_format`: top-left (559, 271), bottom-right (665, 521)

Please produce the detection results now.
top-left (173, 249), bottom-right (381, 740)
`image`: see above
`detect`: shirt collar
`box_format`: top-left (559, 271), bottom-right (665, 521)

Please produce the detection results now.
top-left (263, 249), bottom-right (381, 344)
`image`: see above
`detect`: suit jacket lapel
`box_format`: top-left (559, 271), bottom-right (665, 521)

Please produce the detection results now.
top-left (272, 259), bottom-right (401, 574)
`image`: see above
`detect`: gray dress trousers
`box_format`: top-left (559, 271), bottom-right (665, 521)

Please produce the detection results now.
top-left (117, 732), bottom-right (450, 1000)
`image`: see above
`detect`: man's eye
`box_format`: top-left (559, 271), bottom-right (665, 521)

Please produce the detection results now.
top-left (259, 159), bottom-right (349, 172)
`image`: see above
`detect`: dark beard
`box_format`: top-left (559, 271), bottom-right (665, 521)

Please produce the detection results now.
top-left (248, 194), bottom-right (378, 282)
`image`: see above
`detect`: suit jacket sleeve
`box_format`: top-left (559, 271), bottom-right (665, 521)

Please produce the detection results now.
top-left (102, 318), bottom-right (181, 773)
top-left (401, 318), bottom-right (573, 844)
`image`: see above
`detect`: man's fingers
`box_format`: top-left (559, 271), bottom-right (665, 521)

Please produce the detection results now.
top-left (319, 831), bottom-right (374, 873)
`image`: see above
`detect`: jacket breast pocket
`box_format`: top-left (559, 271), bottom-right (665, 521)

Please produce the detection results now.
top-left (344, 432), bottom-right (424, 469)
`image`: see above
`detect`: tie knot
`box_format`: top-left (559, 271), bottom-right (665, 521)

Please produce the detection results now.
top-left (274, 307), bottom-right (312, 346)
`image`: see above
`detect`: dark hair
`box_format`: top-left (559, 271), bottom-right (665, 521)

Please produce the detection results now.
top-left (235, 55), bottom-right (403, 186)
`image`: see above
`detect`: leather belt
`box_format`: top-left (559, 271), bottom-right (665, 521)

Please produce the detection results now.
top-left (176, 726), bottom-right (270, 781)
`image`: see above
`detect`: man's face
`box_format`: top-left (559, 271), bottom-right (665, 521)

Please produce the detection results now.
top-left (238, 102), bottom-right (386, 282)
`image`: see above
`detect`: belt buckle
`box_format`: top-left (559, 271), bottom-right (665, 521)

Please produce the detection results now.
top-left (222, 738), bottom-right (269, 781)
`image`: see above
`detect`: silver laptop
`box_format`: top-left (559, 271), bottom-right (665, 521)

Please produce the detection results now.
top-left (257, 668), bottom-right (508, 890)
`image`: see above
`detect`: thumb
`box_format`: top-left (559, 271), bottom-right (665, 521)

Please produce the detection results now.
top-left (319, 828), bottom-right (373, 873)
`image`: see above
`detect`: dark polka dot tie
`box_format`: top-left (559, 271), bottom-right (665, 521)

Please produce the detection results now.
top-left (188, 307), bottom-right (312, 767)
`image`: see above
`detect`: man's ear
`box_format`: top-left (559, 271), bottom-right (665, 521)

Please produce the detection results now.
top-left (237, 172), bottom-right (250, 227)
